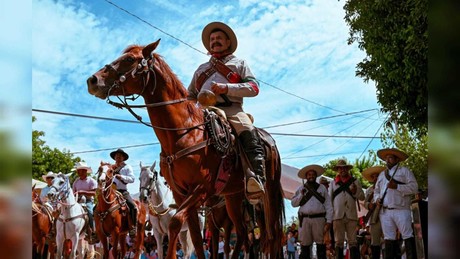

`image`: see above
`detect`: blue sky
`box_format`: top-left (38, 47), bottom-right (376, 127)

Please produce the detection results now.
top-left (32, 0), bottom-right (384, 221)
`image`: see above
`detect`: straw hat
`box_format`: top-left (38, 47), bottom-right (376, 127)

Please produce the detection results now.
top-left (202, 22), bottom-right (238, 54)
top-left (110, 148), bottom-right (129, 161)
top-left (319, 176), bottom-right (330, 185)
top-left (298, 164), bottom-right (325, 179)
top-left (42, 171), bottom-right (56, 181)
top-left (362, 166), bottom-right (386, 182)
top-left (72, 161), bottom-right (93, 174)
top-left (333, 159), bottom-right (353, 171)
top-left (377, 148), bottom-right (408, 161)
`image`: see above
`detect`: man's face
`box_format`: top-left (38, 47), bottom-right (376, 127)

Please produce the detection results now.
top-left (306, 170), bottom-right (317, 182)
top-left (114, 153), bottom-right (124, 164)
top-left (370, 173), bottom-right (379, 183)
top-left (46, 177), bottom-right (54, 186)
top-left (209, 31), bottom-right (231, 54)
top-left (77, 169), bottom-right (88, 179)
top-left (385, 154), bottom-right (399, 168)
top-left (338, 167), bottom-right (349, 177)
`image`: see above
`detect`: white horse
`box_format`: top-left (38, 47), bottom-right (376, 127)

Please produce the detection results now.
top-left (47, 173), bottom-right (89, 259)
top-left (139, 161), bottom-right (204, 259)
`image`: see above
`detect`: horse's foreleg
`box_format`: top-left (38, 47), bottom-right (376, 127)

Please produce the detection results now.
top-left (226, 193), bottom-right (248, 259)
top-left (186, 208), bottom-right (205, 258)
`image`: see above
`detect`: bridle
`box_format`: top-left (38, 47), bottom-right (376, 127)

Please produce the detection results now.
top-left (49, 175), bottom-right (74, 207)
top-left (103, 50), bottom-right (201, 130)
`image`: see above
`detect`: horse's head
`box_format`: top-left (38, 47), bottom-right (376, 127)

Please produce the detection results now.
top-left (97, 163), bottom-right (113, 190)
top-left (87, 39), bottom-right (161, 99)
top-left (139, 161), bottom-right (157, 203)
top-left (47, 173), bottom-right (71, 202)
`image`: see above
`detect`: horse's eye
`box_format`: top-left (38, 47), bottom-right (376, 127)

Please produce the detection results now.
top-left (125, 57), bottom-right (135, 63)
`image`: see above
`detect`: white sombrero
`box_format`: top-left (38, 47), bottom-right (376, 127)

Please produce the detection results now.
top-left (298, 164), bottom-right (325, 179)
top-left (42, 171), bottom-right (56, 181)
top-left (202, 21), bottom-right (238, 54)
top-left (71, 161), bottom-right (93, 173)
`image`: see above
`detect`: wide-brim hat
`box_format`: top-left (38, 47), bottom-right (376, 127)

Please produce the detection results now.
top-left (333, 159), bottom-right (353, 171)
top-left (362, 166), bottom-right (386, 182)
top-left (377, 148), bottom-right (408, 161)
top-left (319, 176), bottom-right (330, 185)
top-left (202, 21), bottom-right (238, 54)
top-left (42, 171), bottom-right (56, 181)
top-left (71, 161), bottom-right (93, 173)
top-left (298, 164), bottom-right (325, 179)
top-left (110, 148), bottom-right (129, 161)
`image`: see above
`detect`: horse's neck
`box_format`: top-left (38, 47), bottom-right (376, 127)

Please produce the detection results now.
top-left (151, 181), bottom-right (174, 208)
top-left (59, 193), bottom-right (80, 216)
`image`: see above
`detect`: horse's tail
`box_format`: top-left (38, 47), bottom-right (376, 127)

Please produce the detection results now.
top-left (261, 141), bottom-right (285, 258)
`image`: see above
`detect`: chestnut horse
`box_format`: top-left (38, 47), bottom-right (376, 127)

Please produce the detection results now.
top-left (87, 39), bottom-right (285, 258)
top-left (95, 165), bottom-right (147, 259)
top-left (32, 188), bottom-right (56, 259)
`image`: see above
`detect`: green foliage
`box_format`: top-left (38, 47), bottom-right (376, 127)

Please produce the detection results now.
top-left (32, 116), bottom-right (82, 181)
top-left (344, 0), bottom-right (428, 137)
top-left (323, 157), bottom-right (371, 188)
top-left (0, 131), bottom-right (31, 182)
top-left (380, 122), bottom-right (428, 189)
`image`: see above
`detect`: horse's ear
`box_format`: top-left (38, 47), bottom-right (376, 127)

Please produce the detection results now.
top-left (140, 161), bottom-right (143, 168)
top-left (142, 39), bottom-right (161, 59)
top-left (151, 161), bottom-right (156, 171)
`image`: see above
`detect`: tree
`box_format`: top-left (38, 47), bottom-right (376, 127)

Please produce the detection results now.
top-left (32, 116), bottom-right (82, 180)
top-left (380, 122), bottom-right (428, 189)
top-left (343, 0), bottom-right (428, 136)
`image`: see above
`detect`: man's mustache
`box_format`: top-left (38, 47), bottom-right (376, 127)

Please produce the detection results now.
top-left (212, 42), bottom-right (222, 48)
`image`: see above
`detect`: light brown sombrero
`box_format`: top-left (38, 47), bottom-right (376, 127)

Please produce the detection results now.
top-left (298, 164), bottom-right (325, 179)
top-left (377, 148), bottom-right (408, 161)
top-left (362, 166), bottom-right (386, 182)
top-left (333, 159), bottom-right (353, 171)
top-left (202, 21), bottom-right (238, 54)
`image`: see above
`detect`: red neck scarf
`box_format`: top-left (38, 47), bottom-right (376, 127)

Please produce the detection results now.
top-left (335, 174), bottom-right (351, 184)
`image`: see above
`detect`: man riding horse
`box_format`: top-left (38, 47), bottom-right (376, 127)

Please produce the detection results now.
top-left (188, 21), bottom-right (266, 201)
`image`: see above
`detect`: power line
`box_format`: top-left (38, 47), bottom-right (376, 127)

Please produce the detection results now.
top-left (283, 151), bottom-right (363, 160)
top-left (71, 142), bottom-right (160, 155)
top-left (32, 109), bottom-right (142, 124)
top-left (270, 133), bottom-right (381, 139)
top-left (262, 108), bottom-right (379, 129)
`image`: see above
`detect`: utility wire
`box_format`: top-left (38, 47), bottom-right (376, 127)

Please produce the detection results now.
top-left (71, 142), bottom-right (160, 155)
top-left (357, 116), bottom-right (388, 160)
top-left (32, 109), bottom-right (141, 124)
top-left (262, 108), bottom-right (378, 129)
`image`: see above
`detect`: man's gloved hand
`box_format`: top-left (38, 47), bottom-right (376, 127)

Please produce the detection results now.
top-left (387, 179), bottom-right (398, 189)
top-left (211, 82), bottom-right (228, 95)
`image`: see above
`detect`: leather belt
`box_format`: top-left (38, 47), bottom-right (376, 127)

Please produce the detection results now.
top-left (302, 212), bottom-right (326, 218)
top-left (383, 207), bottom-right (395, 210)
top-left (215, 102), bottom-right (232, 107)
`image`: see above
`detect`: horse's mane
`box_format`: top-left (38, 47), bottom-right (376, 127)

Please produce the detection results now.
top-left (123, 45), bottom-right (202, 120)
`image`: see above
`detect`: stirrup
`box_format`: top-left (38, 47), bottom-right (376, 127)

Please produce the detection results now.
top-left (247, 176), bottom-right (265, 194)
top-left (129, 226), bottom-right (137, 237)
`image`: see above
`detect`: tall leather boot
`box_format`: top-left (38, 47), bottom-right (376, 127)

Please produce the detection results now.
top-left (350, 246), bottom-right (359, 259)
top-left (316, 244), bottom-right (326, 259)
top-left (404, 237), bottom-right (417, 259)
top-left (239, 129), bottom-right (266, 194)
top-left (335, 246), bottom-right (344, 259)
top-left (129, 207), bottom-right (138, 237)
top-left (299, 245), bottom-right (310, 259)
top-left (384, 240), bottom-right (396, 259)
top-left (371, 245), bottom-right (381, 259)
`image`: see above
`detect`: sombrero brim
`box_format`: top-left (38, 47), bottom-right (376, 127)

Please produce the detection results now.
top-left (42, 174), bottom-right (55, 181)
top-left (202, 22), bottom-right (238, 54)
top-left (377, 148), bottom-right (408, 161)
top-left (298, 164), bottom-right (325, 179)
top-left (362, 166), bottom-right (386, 182)
top-left (72, 167), bottom-right (93, 173)
top-left (333, 165), bottom-right (353, 171)
top-left (110, 149), bottom-right (129, 161)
